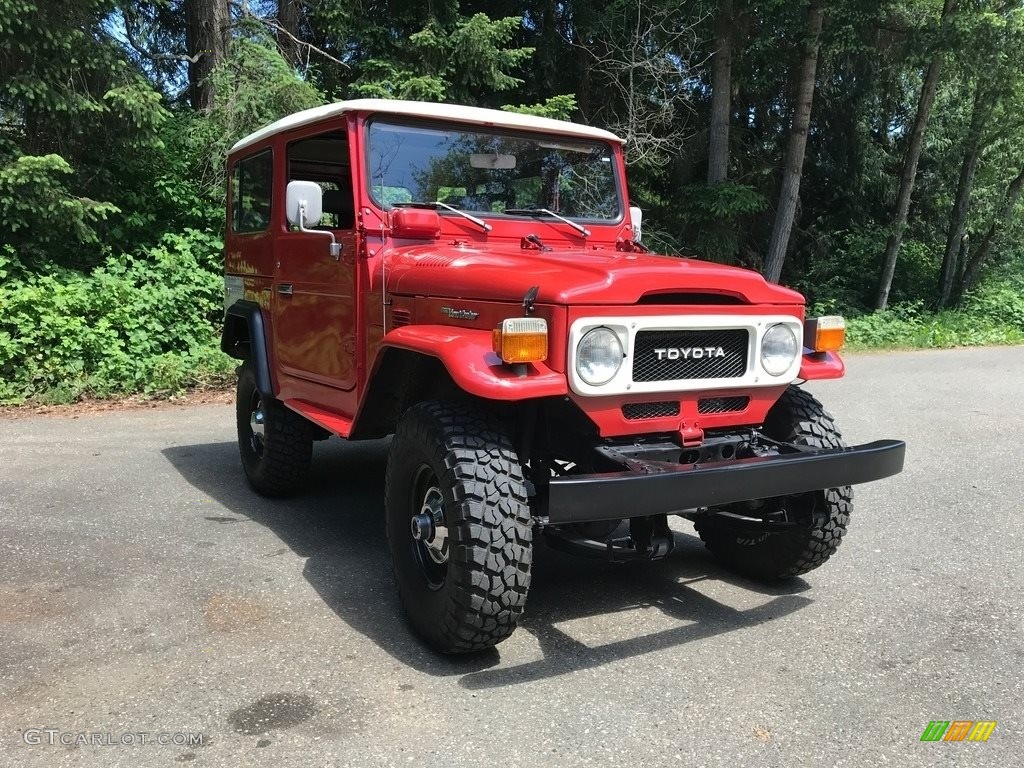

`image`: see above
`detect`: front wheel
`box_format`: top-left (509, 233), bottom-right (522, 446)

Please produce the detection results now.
top-left (694, 386), bottom-right (853, 579)
top-left (385, 401), bottom-right (532, 653)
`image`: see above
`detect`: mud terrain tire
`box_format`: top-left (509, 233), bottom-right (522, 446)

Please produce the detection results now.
top-left (694, 386), bottom-right (853, 579)
top-left (385, 401), bottom-right (532, 653)
top-left (236, 362), bottom-right (314, 496)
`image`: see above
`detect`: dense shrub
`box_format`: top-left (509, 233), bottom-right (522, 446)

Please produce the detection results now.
top-left (845, 276), bottom-right (1024, 349)
top-left (0, 230), bottom-right (233, 404)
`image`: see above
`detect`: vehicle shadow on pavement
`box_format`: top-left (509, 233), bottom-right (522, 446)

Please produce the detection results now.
top-left (460, 541), bottom-right (810, 689)
top-left (162, 439), bottom-right (813, 685)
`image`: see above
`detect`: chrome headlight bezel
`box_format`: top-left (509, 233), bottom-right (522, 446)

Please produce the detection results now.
top-left (576, 326), bottom-right (624, 386)
top-left (760, 323), bottom-right (800, 376)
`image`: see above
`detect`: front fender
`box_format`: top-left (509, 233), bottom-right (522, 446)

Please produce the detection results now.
top-left (380, 325), bottom-right (568, 400)
top-left (799, 350), bottom-right (845, 380)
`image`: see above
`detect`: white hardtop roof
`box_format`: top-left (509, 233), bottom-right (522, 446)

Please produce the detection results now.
top-left (230, 98), bottom-right (625, 153)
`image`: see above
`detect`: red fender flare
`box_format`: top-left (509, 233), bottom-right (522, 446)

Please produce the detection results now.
top-left (378, 325), bottom-right (568, 400)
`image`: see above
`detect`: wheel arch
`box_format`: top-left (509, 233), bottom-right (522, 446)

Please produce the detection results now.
top-left (222, 300), bottom-right (274, 396)
top-left (350, 348), bottom-right (462, 439)
top-left (350, 326), bottom-right (567, 439)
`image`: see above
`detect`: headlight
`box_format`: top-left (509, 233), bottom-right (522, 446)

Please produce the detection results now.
top-left (576, 327), bottom-right (623, 385)
top-left (760, 324), bottom-right (799, 376)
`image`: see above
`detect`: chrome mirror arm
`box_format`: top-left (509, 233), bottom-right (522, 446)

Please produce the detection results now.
top-left (297, 200), bottom-right (341, 259)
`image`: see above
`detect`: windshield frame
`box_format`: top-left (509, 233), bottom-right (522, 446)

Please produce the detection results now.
top-left (362, 115), bottom-right (626, 226)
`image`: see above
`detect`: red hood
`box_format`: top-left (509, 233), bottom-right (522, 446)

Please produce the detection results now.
top-left (386, 244), bottom-right (803, 305)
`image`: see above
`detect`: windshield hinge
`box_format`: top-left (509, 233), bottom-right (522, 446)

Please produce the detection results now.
top-left (521, 234), bottom-right (551, 252)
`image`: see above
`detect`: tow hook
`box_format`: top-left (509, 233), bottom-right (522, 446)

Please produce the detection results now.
top-left (543, 514), bottom-right (676, 563)
top-left (629, 515), bottom-right (675, 560)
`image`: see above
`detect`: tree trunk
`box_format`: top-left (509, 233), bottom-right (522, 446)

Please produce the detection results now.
top-left (875, 0), bottom-right (958, 309)
top-left (937, 82), bottom-right (992, 308)
top-left (761, 0), bottom-right (825, 284)
top-left (877, 40), bottom-right (894, 149)
top-left (956, 166), bottom-right (1024, 302)
top-left (707, 0), bottom-right (733, 184)
top-left (278, 0), bottom-right (301, 67)
top-left (185, 0), bottom-right (229, 112)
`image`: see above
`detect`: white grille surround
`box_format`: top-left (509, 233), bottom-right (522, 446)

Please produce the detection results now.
top-left (567, 314), bottom-right (804, 397)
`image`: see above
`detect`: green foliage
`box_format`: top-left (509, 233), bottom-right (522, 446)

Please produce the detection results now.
top-left (796, 229), bottom-right (939, 311)
top-left (2, 0), bottom-right (1024, 404)
top-left (0, 1), bottom-right (133, 128)
top-left (0, 155), bottom-right (120, 267)
top-left (502, 95), bottom-right (578, 120)
top-left (0, 0), bottom-right (169, 267)
top-left (675, 183), bottom-right (768, 262)
top-left (350, 59), bottom-right (448, 102)
top-left (961, 273), bottom-right (1024, 330)
top-left (183, 36), bottom-right (324, 199)
top-left (350, 13), bottom-right (533, 103)
top-left (680, 182), bottom-right (767, 218)
top-left (0, 230), bottom-right (233, 404)
top-left (845, 275), bottom-right (1024, 349)
top-left (411, 13), bottom-right (533, 96)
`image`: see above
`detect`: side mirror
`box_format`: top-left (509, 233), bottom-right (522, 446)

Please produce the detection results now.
top-left (285, 180), bottom-right (340, 259)
top-left (286, 180), bottom-right (323, 227)
top-left (629, 205), bottom-right (643, 242)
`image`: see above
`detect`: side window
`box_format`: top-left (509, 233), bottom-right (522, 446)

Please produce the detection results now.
top-left (287, 132), bottom-right (353, 229)
top-left (231, 150), bottom-right (273, 233)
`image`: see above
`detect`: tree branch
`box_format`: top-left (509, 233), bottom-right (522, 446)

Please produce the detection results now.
top-left (118, 11), bottom-right (205, 64)
top-left (228, 0), bottom-right (349, 68)
top-left (565, 0), bottom-right (706, 166)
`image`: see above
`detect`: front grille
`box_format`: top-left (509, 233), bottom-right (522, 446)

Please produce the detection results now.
top-left (697, 396), bottom-right (750, 414)
top-left (622, 401), bottom-right (680, 420)
top-left (631, 329), bottom-right (749, 382)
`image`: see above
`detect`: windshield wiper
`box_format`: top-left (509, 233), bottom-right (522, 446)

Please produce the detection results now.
top-left (504, 208), bottom-right (591, 237)
top-left (393, 201), bottom-right (491, 232)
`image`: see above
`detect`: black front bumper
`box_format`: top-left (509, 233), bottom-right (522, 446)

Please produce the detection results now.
top-left (546, 439), bottom-right (905, 525)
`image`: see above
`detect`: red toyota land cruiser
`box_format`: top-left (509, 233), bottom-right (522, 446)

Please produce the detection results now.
top-left (221, 99), bottom-right (905, 653)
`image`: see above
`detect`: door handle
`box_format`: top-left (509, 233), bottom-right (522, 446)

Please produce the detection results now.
top-left (277, 283), bottom-right (293, 295)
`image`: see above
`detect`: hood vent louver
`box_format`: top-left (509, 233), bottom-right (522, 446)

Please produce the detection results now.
top-left (391, 309), bottom-right (412, 328)
top-left (415, 254), bottom-right (458, 267)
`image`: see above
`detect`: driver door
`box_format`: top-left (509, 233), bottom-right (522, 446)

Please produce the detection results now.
top-left (273, 130), bottom-right (358, 392)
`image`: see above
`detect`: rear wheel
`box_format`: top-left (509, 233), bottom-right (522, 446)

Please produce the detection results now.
top-left (236, 362), bottom-right (314, 497)
top-left (385, 401), bottom-right (532, 653)
top-left (694, 386), bottom-right (853, 579)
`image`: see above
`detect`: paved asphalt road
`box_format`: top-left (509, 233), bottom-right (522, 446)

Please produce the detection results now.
top-left (1, 347), bottom-right (1022, 767)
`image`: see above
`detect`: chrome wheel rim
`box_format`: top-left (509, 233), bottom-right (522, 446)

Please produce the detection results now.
top-left (249, 398), bottom-right (266, 458)
top-left (411, 467), bottom-right (449, 589)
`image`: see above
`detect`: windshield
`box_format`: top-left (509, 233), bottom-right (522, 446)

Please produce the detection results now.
top-left (366, 119), bottom-right (622, 221)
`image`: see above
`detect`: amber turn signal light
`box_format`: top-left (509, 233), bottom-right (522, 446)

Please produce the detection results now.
top-left (804, 315), bottom-right (846, 352)
top-left (492, 318), bottom-right (548, 363)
